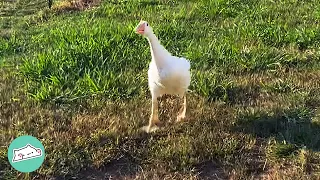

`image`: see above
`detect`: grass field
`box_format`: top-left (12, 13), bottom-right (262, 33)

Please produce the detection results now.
top-left (1, 0), bottom-right (320, 179)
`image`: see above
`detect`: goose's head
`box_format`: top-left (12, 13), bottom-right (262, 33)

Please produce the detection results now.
top-left (135, 20), bottom-right (153, 36)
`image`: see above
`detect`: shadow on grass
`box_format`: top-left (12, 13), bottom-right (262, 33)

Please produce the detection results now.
top-left (226, 84), bottom-right (261, 106)
top-left (0, 0), bottom-right (46, 17)
top-left (305, 88), bottom-right (320, 109)
top-left (138, 0), bottom-right (163, 6)
top-left (233, 107), bottom-right (320, 151)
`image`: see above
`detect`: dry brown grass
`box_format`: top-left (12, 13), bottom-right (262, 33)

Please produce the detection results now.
top-left (52, 0), bottom-right (101, 12)
top-left (2, 67), bottom-right (320, 179)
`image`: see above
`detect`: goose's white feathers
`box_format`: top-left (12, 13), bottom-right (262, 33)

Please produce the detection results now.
top-left (148, 56), bottom-right (191, 97)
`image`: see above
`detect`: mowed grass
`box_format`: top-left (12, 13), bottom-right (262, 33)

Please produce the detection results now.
top-left (1, 0), bottom-right (320, 179)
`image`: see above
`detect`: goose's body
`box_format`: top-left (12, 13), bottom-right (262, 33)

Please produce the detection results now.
top-left (135, 20), bottom-right (191, 132)
top-left (148, 56), bottom-right (191, 97)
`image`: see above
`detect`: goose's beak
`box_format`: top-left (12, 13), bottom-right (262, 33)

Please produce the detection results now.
top-left (135, 24), bottom-right (145, 34)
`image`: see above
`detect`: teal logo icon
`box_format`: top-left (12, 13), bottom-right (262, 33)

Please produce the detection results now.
top-left (7, 135), bottom-right (45, 173)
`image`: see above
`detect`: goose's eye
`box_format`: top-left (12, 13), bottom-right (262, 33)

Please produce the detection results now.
top-left (146, 23), bottom-right (148, 26)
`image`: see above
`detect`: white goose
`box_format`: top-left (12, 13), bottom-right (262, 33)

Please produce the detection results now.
top-left (135, 20), bottom-right (191, 133)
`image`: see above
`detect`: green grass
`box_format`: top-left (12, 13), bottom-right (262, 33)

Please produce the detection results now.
top-left (1, 0), bottom-right (320, 179)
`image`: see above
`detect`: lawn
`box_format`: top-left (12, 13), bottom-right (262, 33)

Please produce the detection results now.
top-left (1, 0), bottom-right (320, 179)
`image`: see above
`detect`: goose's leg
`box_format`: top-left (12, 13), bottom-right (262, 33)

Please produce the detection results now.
top-left (142, 96), bottom-right (161, 133)
top-left (177, 93), bottom-right (187, 122)
top-left (149, 96), bottom-right (161, 127)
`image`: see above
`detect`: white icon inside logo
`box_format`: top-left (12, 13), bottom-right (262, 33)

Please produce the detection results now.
top-left (12, 144), bottom-right (42, 163)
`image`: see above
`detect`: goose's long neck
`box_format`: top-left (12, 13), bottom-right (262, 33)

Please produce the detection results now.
top-left (147, 33), bottom-right (170, 68)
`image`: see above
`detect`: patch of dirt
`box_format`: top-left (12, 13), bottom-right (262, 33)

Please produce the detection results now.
top-left (196, 160), bottom-right (229, 180)
top-left (80, 157), bottom-right (140, 180)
